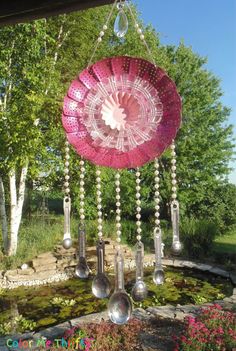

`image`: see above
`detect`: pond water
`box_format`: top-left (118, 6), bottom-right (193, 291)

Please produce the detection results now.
top-left (0, 267), bottom-right (233, 336)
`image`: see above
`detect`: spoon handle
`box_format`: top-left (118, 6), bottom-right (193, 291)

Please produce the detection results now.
top-left (135, 241), bottom-right (144, 281)
top-left (171, 200), bottom-right (180, 243)
top-left (63, 197), bottom-right (71, 239)
top-left (78, 227), bottom-right (86, 258)
top-left (154, 227), bottom-right (162, 268)
top-left (97, 240), bottom-right (105, 274)
top-left (114, 249), bottom-right (124, 291)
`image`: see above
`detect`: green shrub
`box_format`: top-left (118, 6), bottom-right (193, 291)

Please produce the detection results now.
top-left (180, 218), bottom-right (218, 258)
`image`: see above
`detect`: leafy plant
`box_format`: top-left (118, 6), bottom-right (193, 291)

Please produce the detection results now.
top-left (51, 297), bottom-right (76, 307)
top-left (0, 315), bottom-right (36, 336)
top-left (174, 304), bottom-right (236, 351)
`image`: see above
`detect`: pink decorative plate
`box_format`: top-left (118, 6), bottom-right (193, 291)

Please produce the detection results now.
top-left (62, 56), bottom-right (181, 168)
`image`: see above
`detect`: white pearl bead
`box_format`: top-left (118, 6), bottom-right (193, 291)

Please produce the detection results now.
top-left (136, 221), bottom-right (141, 226)
top-left (80, 194), bottom-right (84, 199)
top-left (136, 193), bottom-right (141, 199)
top-left (116, 237), bottom-right (121, 243)
top-left (155, 219), bottom-right (160, 225)
top-left (97, 190), bottom-right (101, 196)
top-left (172, 187), bottom-right (177, 192)
top-left (155, 198), bottom-right (160, 204)
top-left (99, 31), bottom-right (104, 36)
top-left (171, 173), bottom-right (176, 179)
top-left (116, 202), bottom-right (121, 207)
top-left (172, 179), bottom-right (177, 185)
top-left (136, 179), bottom-right (141, 184)
top-left (137, 28), bottom-right (142, 34)
top-left (155, 170), bottom-right (159, 175)
top-left (154, 161), bottom-right (159, 168)
top-left (97, 204), bottom-right (102, 210)
top-left (155, 205), bottom-right (160, 210)
top-left (155, 191), bottom-right (160, 196)
top-left (65, 161), bottom-right (69, 167)
top-left (136, 200), bottom-right (141, 205)
top-left (65, 175), bottom-right (70, 180)
top-left (115, 173), bottom-right (120, 179)
top-left (116, 216), bottom-right (121, 222)
top-left (80, 180), bottom-right (85, 186)
top-left (136, 235), bottom-right (142, 241)
top-left (137, 227), bottom-right (142, 234)
top-left (97, 198), bottom-right (102, 203)
top-left (80, 174), bottom-right (85, 179)
top-left (116, 223), bottom-right (121, 228)
top-left (98, 232), bottom-right (103, 237)
top-left (98, 211), bottom-right (102, 217)
top-left (136, 171), bottom-right (140, 177)
top-left (98, 225), bottom-right (103, 231)
top-left (79, 208), bottom-right (84, 214)
top-left (65, 188), bottom-right (70, 193)
top-left (64, 182), bottom-right (69, 188)
top-left (116, 209), bottom-right (121, 214)
top-left (170, 144), bottom-right (175, 150)
top-left (136, 213), bottom-right (141, 219)
top-left (172, 193), bottom-right (177, 199)
top-left (64, 169), bottom-right (69, 174)
top-left (155, 212), bottom-right (160, 218)
top-left (103, 25), bottom-right (108, 30)
top-left (116, 194), bottom-right (120, 200)
top-left (155, 184), bottom-right (159, 190)
top-left (171, 159), bottom-right (176, 164)
top-left (140, 34), bottom-right (145, 40)
top-left (81, 167), bottom-right (85, 172)
top-left (135, 23), bottom-right (139, 28)
top-left (96, 177), bottom-right (101, 183)
top-left (97, 37), bottom-right (102, 42)
top-left (80, 214), bottom-right (85, 220)
top-left (136, 185), bottom-right (141, 191)
top-left (116, 187), bottom-right (120, 193)
top-left (155, 177), bottom-right (160, 182)
top-left (117, 230), bottom-right (121, 236)
top-left (65, 147), bottom-right (70, 153)
top-left (65, 141), bottom-right (69, 146)
top-left (171, 151), bottom-right (176, 157)
top-left (115, 180), bottom-right (120, 186)
top-left (98, 218), bottom-right (102, 224)
top-left (96, 169), bottom-right (101, 175)
top-left (171, 166), bottom-right (176, 171)
top-left (79, 160), bottom-right (84, 165)
top-left (80, 201), bottom-right (84, 207)
top-left (136, 206), bottom-right (141, 212)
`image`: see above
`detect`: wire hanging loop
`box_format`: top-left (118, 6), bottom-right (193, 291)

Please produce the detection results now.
top-left (170, 140), bottom-right (183, 255)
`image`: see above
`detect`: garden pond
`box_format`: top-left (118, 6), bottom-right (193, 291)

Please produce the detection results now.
top-left (0, 267), bottom-right (233, 336)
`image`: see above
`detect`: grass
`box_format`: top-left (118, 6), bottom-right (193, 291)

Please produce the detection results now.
top-left (213, 229), bottom-right (236, 254)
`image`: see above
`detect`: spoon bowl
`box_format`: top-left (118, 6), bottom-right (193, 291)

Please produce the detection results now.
top-left (62, 238), bottom-right (72, 249)
top-left (92, 273), bottom-right (111, 298)
top-left (108, 291), bottom-right (132, 325)
top-left (75, 258), bottom-right (90, 279)
top-left (131, 280), bottom-right (148, 302)
top-left (153, 268), bottom-right (165, 285)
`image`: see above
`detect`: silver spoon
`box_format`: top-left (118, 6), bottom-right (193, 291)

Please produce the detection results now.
top-left (108, 249), bottom-right (132, 324)
top-left (131, 241), bottom-right (147, 301)
top-left (62, 197), bottom-right (73, 249)
top-left (92, 240), bottom-right (111, 298)
top-left (153, 228), bottom-right (165, 285)
top-left (75, 227), bottom-right (90, 279)
top-left (171, 200), bottom-right (183, 255)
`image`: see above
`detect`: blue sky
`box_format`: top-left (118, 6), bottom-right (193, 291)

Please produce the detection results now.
top-left (134, 0), bottom-right (236, 184)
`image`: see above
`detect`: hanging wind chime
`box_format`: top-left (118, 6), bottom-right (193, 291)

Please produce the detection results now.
top-left (61, 0), bottom-right (182, 324)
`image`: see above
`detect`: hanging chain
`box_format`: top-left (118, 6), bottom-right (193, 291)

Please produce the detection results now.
top-left (115, 171), bottom-right (122, 247)
top-left (154, 158), bottom-right (161, 228)
top-left (126, 2), bottom-right (156, 65)
top-left (96, 168), bottom-right (103, 242)
top-left (87, 0), bottom-right (119, 67)
top-left (64, 141), bottom-right (70, 197)
top-left (170, 141), bottom-right (177, 201)
top-left (79, 158), bottom-right (86, 226)
top-left (135, 168), bottom-right (142, 241)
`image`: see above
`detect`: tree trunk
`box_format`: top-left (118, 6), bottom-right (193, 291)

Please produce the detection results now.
top-left (0, 176), bottom-right (8, 252)
top-left (7, 162), bottom-right (28, 256)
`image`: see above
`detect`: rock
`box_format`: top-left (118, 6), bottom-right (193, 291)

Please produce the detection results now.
top-left (70, 311), bottom-right (109, 327)
top-left (17, 268), bottom-right (35, 275)
top-left (32, 256), bottom-right (57, 268)
top-left (34, 264), bottom-right (57, 273)
top-left (147, 306), bottom-right (176, 319)
top-left (181, 261), bottom-right (198, 269)
top-left (230, 273), bottom-right (236, 285)
top-left (209, 267), bottom-right (229, 278)
top-left (197, 264), bottom-right (213, 271)
top-left (37, 252), bottom-right (56, 259)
